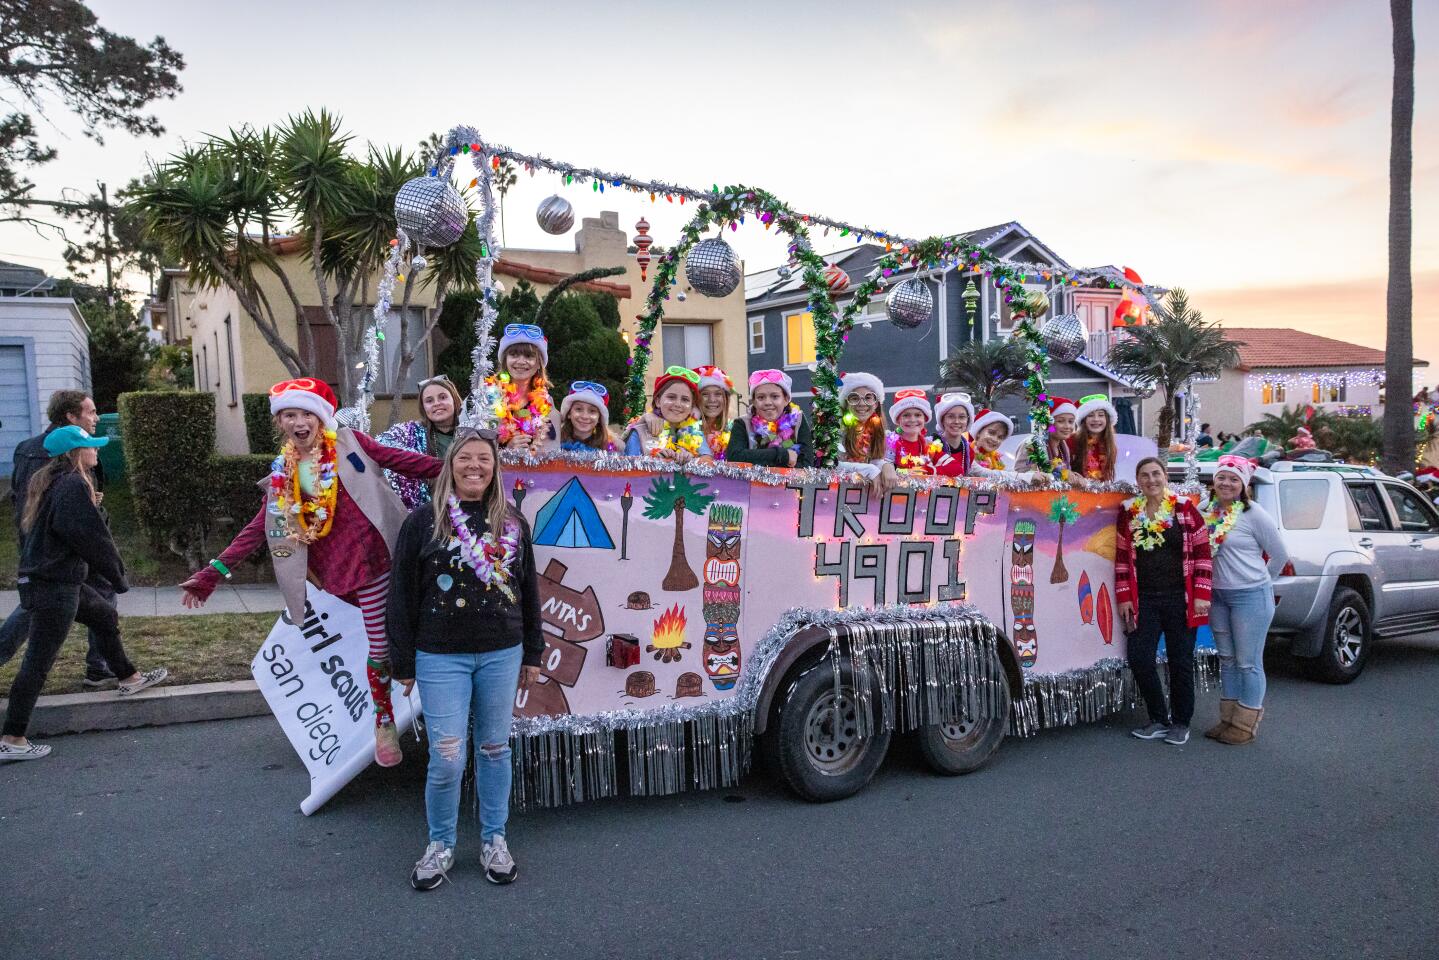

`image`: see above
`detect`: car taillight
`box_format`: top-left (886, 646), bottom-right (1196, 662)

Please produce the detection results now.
top-left (1280, 561), bottom-right (1296, 577)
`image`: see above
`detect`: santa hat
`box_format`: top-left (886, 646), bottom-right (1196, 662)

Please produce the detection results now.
top-left (839, 372), bottom-right (885, 406)
top-left (560, 381), bottom-right (609, 421)
top-left (1048, 395), bottom-right (1078, 419)
top-left (1296, 426), bottom-right (1313, 438)
top-left (970, 408), bottom-right (1013, 438)
top-left (269, 377), bottom-right (337, 430)
top-left (499, 322), bottom-right (549, 367)
top-left (1214, 454), bottom-right (1254, 486)
top-left (748, 368), bottom-right (793, 398)
top-left (1075, 393), bottom-right (1117, 424)
top-left (692, 365), bottom-right (734, 393)
top-left (935, 391), bottom-right (974, 424)
top-left (888, 388), bottom-right (932, 423)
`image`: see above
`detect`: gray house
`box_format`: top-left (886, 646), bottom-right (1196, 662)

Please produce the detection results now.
top-left (0, 262), bottom-right (92, 471)
top-left (744, 222), bottom-right (1146, 431)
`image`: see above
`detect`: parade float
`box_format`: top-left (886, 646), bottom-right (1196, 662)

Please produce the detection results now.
top-left (252, 126), bottom-right (1180, 814)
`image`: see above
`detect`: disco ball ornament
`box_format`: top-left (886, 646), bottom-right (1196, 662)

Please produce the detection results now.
top-left (677, 291), bottom-right (687, 302)
top-left (1040, 312), bottom-right (1087, 363)
top-left (885, 278), bottom-right (933, 329)
top-left (394, 177), bottom-right (468, 248)
top-left (536, 194), bottom-right (575, 235)
top-left (409, 255), bottom-right (427, 272)
top-left (777, 266), bottom-right (792, 280)
top-left (685, 238), bottom-right (742, 298)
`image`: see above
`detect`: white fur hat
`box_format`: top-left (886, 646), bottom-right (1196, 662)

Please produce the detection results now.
top-left (1214, 454), bottom-right (1254, 486)
top-left (970, 408), bottom-right (1013, 438)
top-left (1075, 393), bottom-right (1117, 424)
top-left (888, 388), bottom-right (933, 423)
top-left (839, 372), bottom-right (885, 406)
top-left (560, 381), bottom-right (609, 421)
top-left (935, 391), bottom-right (974, 424)
top-left (499, 322), bottom-right (548, 367)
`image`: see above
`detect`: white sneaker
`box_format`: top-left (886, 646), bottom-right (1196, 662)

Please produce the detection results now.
top-left (118, 667), bottom-right (168, 697)
top-left (0, 740), bottom-right (52, 762)
top-left (410, 841), bottom-right (453, 891)
top-left (482, 835), bottom-right (517, 884)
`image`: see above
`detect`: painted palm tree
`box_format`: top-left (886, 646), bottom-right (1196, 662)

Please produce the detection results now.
top-left (1105, 289), bottom-right (1240, 450)
top-left (936, 337), bottom-right (1026, 407)
top-left (642, 474), bottom-right (716, 591)
top-left (1047, 495), bottom-right (1080, 584)
top-left (1382, 0), bottom-right (1414, 473)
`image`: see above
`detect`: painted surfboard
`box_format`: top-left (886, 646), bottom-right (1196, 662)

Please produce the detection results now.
top-left (1097, 583), bottom-right (1114, 645)
top-left (1078, 571), bottom-right (1094, 624)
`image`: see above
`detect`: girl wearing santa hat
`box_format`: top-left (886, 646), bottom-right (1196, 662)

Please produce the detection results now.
top-left (1014, 395), bottom-right (1078, 477)
top-left (886, 389), bottom-right (941, 475)
top-left (726, 369), bottom-right (813, 467)
top-left (558, 382), bottom-right (617, 453)
top-left (1068, 393), bottom-right (1118, 483)
top-left (837, 373), bottom-right (899, 493)
top-left (180, 378), bottom-right (442, 768)
top-left (692, 365), bottom-right (735, 461)
top-left (485, 323), bottom-right (560, 453)
top-left (968, 409), bottom-right (1045, 483)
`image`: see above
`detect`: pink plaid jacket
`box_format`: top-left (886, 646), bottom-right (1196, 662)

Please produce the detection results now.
top-left (1113, 496), bottom-right (1212, 627)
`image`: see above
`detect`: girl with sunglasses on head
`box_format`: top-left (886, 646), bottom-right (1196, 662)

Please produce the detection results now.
top-left (388, 427), bottom-right (542, 890)
top-left (622, 367), bottom-right (713, 463)
top-left (180, 378), bottom-right (442, 769)
top-left (485, 324), bottom-right (560, 453)
top-left (725, 369), bottom-right (813, 468)
top-left (837, 373), bottom-right (899, 494)
top-left (1069, 394), bottom-right (1118, 485)
top-left (377, 374), bottom-right (466, 509)
top-left (692, 365), bottom-right (735, 461)
top-left (558, 382), bottom-right (616, 454)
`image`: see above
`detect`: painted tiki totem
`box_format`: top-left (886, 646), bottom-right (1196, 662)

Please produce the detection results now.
top-left (1010, 519), bottom-right (1038, 668)
top-left (702, 504), bottom-right (743, 690)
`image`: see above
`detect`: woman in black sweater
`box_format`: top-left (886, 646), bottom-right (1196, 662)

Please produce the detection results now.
top-left (388, 427), bottom-right (542, 890)
top-left (0, 427), bottom-right (167, 762)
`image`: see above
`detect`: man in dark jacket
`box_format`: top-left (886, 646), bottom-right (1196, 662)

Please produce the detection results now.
top-left (1, 390), bottom-right (118, 687)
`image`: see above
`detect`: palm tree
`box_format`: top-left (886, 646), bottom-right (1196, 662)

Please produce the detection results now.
top-left (1106, 289), bottom-right (1240, 450)
top-left (1245, 405), bottom-right (1332, 448)
top-left (1047, 495), bottom-right (1080, 584)
top-left (494, 158), bottom-right (518, 246)
top-left (937, 337), bottom-right (1025, 407)
top-left (641, 474), bottom-right (716, 591)
top-left (1382, 0), bottom-right (1414, 473)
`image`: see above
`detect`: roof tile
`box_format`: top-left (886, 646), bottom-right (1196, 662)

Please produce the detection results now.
top-left (1221, 327), bottom-right (1426, 369)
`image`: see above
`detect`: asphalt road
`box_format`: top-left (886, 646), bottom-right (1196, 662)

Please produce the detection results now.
top-left (3, 636), bottom-right (1437, 960)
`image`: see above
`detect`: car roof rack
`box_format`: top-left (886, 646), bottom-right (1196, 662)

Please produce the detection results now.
top-left (1268, 461), bottom-right (1385, 477)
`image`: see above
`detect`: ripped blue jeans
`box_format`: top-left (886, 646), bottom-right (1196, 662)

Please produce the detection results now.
top-left (415, 646), bottom-right (523, 846)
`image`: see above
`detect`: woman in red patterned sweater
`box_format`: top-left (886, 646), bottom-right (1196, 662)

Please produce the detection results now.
top-left (1114, 456), bottom-right (1212, 746)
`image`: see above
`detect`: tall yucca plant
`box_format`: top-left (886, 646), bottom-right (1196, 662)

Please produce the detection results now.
top-left (1106, 288), bottom-right (1240, 450)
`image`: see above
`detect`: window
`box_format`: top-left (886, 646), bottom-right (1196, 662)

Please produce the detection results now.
top-left (662, 322), bottom-right (714, 369)
top-left (748, 315), bottom-right (765, 354)
top-left (1345, 482), bottom-right (1391, 532)
top-left (373, 305), bottom-right (432, 395)
top-left (1311, 379), bottom-right (1346, 404)
top-left (1383, 484), bottom-right (1439, 533)
top-left (223, 315), bottom-right (238, 406)
top-left (784, 311), bottom-right (816, 366)
top-left (1277, 478), bottom-right (1329, 530)
top-left (1261, 381), bottom-right (1287, 405)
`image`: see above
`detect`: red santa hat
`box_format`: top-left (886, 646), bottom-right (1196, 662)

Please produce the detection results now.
top-left (1048, 395), bottom-right (1078, 419)
top-left (970, 408), bottom-right (1013, 438)
top-left (269, 378), bottom-right (337, 430)
top-left (888, 388), bottom-right (933, 423)
top-left (935, 391), bottom-right (975, 424)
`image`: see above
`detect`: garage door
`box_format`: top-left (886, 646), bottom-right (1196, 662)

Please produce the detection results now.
top-left (0, 345), bottom-right (33, 475)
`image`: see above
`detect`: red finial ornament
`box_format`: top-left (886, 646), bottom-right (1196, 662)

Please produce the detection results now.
top-left (633, 217), bottom-right (653, 281)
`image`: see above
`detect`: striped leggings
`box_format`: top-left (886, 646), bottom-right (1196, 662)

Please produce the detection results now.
top-left (342, 571), bottom-right (394, 728)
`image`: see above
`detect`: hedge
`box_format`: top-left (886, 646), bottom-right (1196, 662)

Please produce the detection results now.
top-left (118, 390), bottom-right (216, 552)
top-left (211, 454), bottom-right (273, 526)
top-left (242, 393), bottom-right (278, 454)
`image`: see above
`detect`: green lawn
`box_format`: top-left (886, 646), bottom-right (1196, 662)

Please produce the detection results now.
top-left (0, 612), bottom-right (273, 696)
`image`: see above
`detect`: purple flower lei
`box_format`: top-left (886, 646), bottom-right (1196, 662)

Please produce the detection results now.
top-left (750, 403), bottom-right (802, 448)
top-left (445, 495), bottom-right (520, 602)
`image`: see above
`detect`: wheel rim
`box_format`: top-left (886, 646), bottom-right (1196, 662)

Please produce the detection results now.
top-left (939, 716), bottom-right (981, 745)
top-left (1334, 606), bottom-right (1365, 668)
top-left (803, 689), bottom-right (864, 775)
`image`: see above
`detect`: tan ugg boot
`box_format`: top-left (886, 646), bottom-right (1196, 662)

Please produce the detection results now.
top-left (1218, 705), bottom-right (1263, 745)
top-left (1205, 699), bottom-right (1237, 740)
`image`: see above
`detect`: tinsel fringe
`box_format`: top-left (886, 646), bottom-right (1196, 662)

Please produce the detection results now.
top-left (1009, 650), bottom-right (1219, 737)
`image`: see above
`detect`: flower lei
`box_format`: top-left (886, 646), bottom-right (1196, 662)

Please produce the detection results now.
top-left (1084, 445), bottom-right (1108, 481)
top-left (446, 496), bottom-right (520, 602)
top-left (1203, 499), bottom-right (1246, 549)
top-left (704, 423), bottom-right (731, 461)
top-left (1127, 492), bottom-right (1179, 551)
top-left (647, 416), bottom-right (704, 456)
top-left (750, 404), bottom-right (802, 449)
top-left (269, 430), bottom-right (339, 543)
top-left (486, 374), bottom-right (552, 444)
top-left (975, 447), bottom-right (1006, 470)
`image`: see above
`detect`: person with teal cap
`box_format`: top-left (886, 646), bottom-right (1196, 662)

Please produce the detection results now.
top-left (0, 426), bottom-right (167, 762)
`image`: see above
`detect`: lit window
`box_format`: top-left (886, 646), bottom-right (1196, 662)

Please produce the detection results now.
top-left (1262, 382), bottom-right (1273, 405)
top-left (785, 311), bottom-right (817, 366)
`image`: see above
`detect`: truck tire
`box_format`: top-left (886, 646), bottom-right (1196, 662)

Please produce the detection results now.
top-left (915, 675), bottom-right (1011, 776)
top-left (767, 659), bottom-right (891, 802)
top-left (1309, 587), bottom-right (1371, 684)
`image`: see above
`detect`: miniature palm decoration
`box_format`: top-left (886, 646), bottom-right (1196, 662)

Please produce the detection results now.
top-left (1048, 495), bottom-right (1081, 584)
top-left (642, 474), bottom-right (716, 591)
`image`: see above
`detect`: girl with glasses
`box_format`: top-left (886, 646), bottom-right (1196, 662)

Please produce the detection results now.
top-left (621, 367), bottom-right (713, 463)
top-left (837, 373), bottom-right (899, 494)
top-left (558, 382), bottom-right (616, 453)
top-left (485, 324), bottom-right (559, 453)
top-left (376, 374), bottom-right (465, 508)
top-left (724, 369), bottom-right (812, 468)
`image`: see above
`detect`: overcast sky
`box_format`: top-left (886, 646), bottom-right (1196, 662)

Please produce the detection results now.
top-left (4, 0), bottom-right (1434, 372)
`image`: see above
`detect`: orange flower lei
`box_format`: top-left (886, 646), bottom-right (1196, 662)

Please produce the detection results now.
top-left (269, 430), bottom-right (339, 543)
top-left (487, 374), bottom-right (552, 444)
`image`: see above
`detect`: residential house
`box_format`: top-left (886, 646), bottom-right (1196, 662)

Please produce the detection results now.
top-left (744, 222), bottom-right (1151, 429)
top-left (0, 262), bottom-right (91, 471)
top-left (1182, 327), bottom-right (1428, 437)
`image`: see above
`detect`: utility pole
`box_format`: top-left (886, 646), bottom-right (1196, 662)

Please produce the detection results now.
top-left (98, 181), bottom-right (115, 306)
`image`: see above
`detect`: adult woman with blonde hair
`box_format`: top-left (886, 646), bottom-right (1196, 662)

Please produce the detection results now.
top-left (388, 428), bottom-right (543, 890)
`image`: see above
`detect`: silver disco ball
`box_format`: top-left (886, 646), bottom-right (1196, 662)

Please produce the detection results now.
top-left (886, 278), bottom-right (933, 329)
top-left (536, 194), bottom-right (574, 235)
top-left (1040, 312), bottom-right (1087, 363)
top-left (685, 238), bottom-right (742, 298)
top-left (394, 177), bottom-right (469, 248)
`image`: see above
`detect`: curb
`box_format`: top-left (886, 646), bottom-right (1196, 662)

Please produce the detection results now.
top-left (2, 680), bottom-right (268, 738)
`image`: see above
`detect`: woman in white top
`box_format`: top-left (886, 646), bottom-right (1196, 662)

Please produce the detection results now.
top-left (1203, 455), bottom-right (1289, 745)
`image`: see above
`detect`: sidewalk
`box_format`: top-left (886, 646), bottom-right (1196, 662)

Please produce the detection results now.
top-left (0, 584), bottom-right (285, 618)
